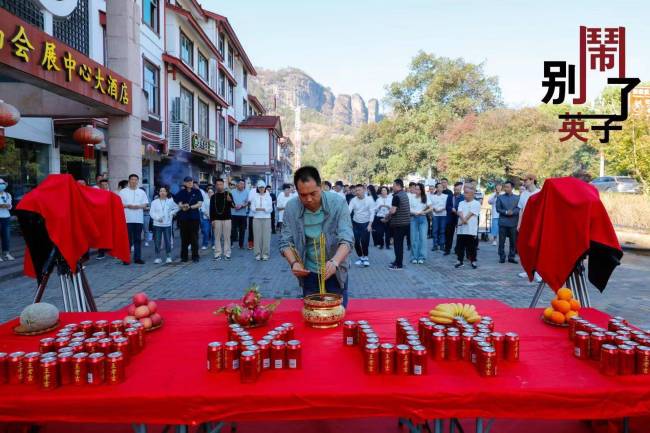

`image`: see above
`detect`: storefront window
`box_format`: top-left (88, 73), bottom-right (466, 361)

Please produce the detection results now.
top-left (0, 138), bottom-right (49, 200)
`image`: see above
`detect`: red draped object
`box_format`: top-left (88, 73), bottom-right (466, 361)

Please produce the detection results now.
top-left (16, 174), bottom-right (130, 277)
top-left (0, 299), bottom-right (649, 425)
top-left (517, 177), bottom-right (623, 292)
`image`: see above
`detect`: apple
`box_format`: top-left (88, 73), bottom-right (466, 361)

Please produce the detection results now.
top-left (127, 304), bottom-right (136, 316)
top-left (134, 305), bottom-right (151, 319)
top-left (139, 317), bottom-right (153, 329)
top-left (132, 292), bottom-right (149, 307)
top-left (150, 313), bottom-right (162, 326)
top-left (147, 301), bottom-right (158, 315)
top-left (123, 315), bottom-right (136, 324)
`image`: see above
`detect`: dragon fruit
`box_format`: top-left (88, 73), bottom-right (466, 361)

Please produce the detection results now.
top-left (252, 306), bottom-right (271, 324)
top-left (232, 306), bottom-right (252, 326)
top-left (242, 285), bottom-right (261, 309)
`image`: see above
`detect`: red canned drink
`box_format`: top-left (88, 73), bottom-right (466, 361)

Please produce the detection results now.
top-left (240, 335), bottom-right (254, 346)
top-left (470, 337), bottom-right (486, 364)
top-left (57, 352), bottom-right (73, 385)
top-left (109, 331), bottom-right (123, 341)
top-left (287, 340), bottom-right (302, 370)
top-left (131, 323), bottom-right (146, 350)
top-left (224, 341), bottom-right (240, 370)
top-left (364, 343), bottom-right (379, 375)
top-left (631, 331), bottom-right (647, 343)
top-left (84, 337), bottom-right (99, 354)
top-left (636, 346), bottom-right (650, 375)
top-left (39, 357), bottom-right (58, 390)
top-left (430, 332), bottom-right (446, 361)
top-left (112, 337), bottom-right (130, 363)
top-left (125, 328), bottom-right (140, 355)
top-left (68, 342), bottom-right (85, 354)
top-left (406, 335), bottom-right (421, 346)
top-left (271, 340), bottom-right (286, 370)
top-left (248, 345), bottom-right (262, 375)
top-left (599, 344), bottom-right (619, 376)
top-left (87, 353), bottom-right (105, 385)
top-left (460, 333), bottom-right (474, 361)
top-left (207, 342), bottom-right (224, 372)
top-left (57, 346), bottom-right (74, 355)
top-left (23, 352), bottom-right (40, 385)
top-left (106, 352), bottom-right (126, 385)
top-left (396, 344), bottom-right (411, 376)
top-left (618, 345), bottom-right (636, 375)
top-left (574, 331), bottom-right (590, 360)
top-left (282, 323), bottom-right (295, 341)
top-left (422, 321), bottom-right (434, 348)
top-left (72, 352), bottom-right (88, 385)
top-left (8, 352), bottom-right (25, 384)
top-left (92, 331), bottom-right (107, 340)
top-left (109, 320), bottom-right (125, 334)
top-left (490, 332), bottom-right (505, 360)
top-left (567, 316), bottom-right (581, 340)
top-left (41, 352), bottom-right (58, 359)
top-left (478, 347), bottom-right (498, 377)
top-left (505, 332), bottom-right (520, 361)
top-left (257, 340), bottom-right (271, 370)
top-left (590, 332), bottom-right (607, 361)
top-left (0, 352), bottom-right (7, 384)
top-left (418, 318), bottom-right (429, 340)
top-left (39, 337), bottom-right (56, 354)
top-left (343, 320), bottom-right (357, 346)
top-left (54, 337), bottom-right (70, 349)
top-left (97, 338), bottom-right (113, 355)
top-left (64, 323), bottom-right (79, 332)
top-left (366, 335), bottom-right (380, 347)
top-left (240, 351), bottom-right (258, 384)
top-left (266, 330), bottom-right (279, 341)
top-left (604, 331), bottom-right (618, 344)
top-left (79, 320), bottom-right (94, 337)
top-left (411, 345), bottom-right (428, 376)
top-left (445, 334), bottom-right (460, 361)
top-left (94, 320), bottom-right (109, 334)
top-left (379, 343), bottom-right (395, 374)
top-left (227, 324), bottom-right (242, 341)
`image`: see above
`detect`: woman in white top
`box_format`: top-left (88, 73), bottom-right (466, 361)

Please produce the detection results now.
top-left (374, 186), bottom-right (392, 249)
top-left (149, 186), bottom-right (179, 264)
top-left (0, 178), bottom-right (14, 261)
top-left (276, 183), bottom-right (293, 230)
top-left (250, 180), bottom-right (273, 261)
top-left (348, 185), bottom-right (376, 267)
top-left (409, 183), bottom-right (432, 264)
top-left (487, 182), bottom-right (503, 245)
top-left (430, 182), bottom-right (448, 252)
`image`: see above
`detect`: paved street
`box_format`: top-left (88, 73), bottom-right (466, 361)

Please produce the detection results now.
top-left (1, 232), bottom-right (648, 328)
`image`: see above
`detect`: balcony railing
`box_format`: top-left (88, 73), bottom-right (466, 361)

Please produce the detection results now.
top-left (191, 133), bottom-right (216, 156)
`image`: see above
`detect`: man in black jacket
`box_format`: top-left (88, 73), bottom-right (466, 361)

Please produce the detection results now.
top-left (210, 178), bottom-right (235, 260)
top-left (444, 182), bottom-right (464, 255)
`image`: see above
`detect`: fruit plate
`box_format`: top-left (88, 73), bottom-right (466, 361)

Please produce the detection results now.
top-left (541, 315), bottom-right (569, 328)
top-left (146, 320), bottom-right (163, 332)
top-left (13, 321), bottom-right (60, 336)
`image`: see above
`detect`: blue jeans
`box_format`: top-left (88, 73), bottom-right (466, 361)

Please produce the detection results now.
top-left (200, 214), bottom-right (212, 247)
top-left (432, 216), bottom-right (446, 249)
top-left (0, 217), bottom-right (10, 253)
top-left (302, 271), bottom-right (349, 308)
top-left (410, 215), bottom-right (428, 261)
top-left (153, 226), bottom-right (172, 258)
top-left (126, 223), bottom-right (143, 261)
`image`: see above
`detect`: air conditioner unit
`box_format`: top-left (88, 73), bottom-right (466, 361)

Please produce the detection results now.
top-left (169, 122), bottom-right (191, 152)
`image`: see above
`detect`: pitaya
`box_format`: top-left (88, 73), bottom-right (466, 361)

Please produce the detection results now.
top-left (242, 285), bottom-right (261, 309)
top-left (232, 306), bottom-right (252, 326)
top-left (252, 306), bottom-right (271, 324)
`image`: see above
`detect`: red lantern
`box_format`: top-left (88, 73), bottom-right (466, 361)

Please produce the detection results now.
top-left (0, 100), bottom-right (21, 151)
top-left (73, 125), bottom-right (104, 161)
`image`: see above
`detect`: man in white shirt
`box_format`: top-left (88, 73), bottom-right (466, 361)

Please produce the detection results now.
top-left (454, 186), bottom-right (481, 269)
top-left (518, 174), bottom-right (542, 280)
top-left (348, 184), bottom-right (375, 267)
top-left (430, 182), bottom-right (448, 251)
top-left (118, 174), bottom-right (149, 264)
top-left (333, 181), bottom-right (346, 199)
top-left (276, 183), bottom-right (293, 231)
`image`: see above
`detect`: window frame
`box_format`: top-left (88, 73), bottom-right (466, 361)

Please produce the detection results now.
top-left (180, 85), bottom-right (194, 130)
top-left (219, 114), bottom-right (226, 148)
top-left (179, 31), bottom-right (194, 68)
top-left (228, 122), bottom-right (235, 151)
top-left (218, 32), bottom-right (225, 57)
top-left (243, 70), bottom-right (248, 89)
top-left (228, 82), bottom-right (234, 105)
top-left (142, 59), bottom-right (160, 116)
top-left (197, 51), bottom-right (209, 82)
top-left (227, 45), bottom-right (234, 69)
top-left (197, 98), bottom-right (210, 138)
top-left (142, 0), bottom-right (159, 34)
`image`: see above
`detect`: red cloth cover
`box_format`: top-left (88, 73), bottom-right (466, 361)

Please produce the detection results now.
top-left (517, 177), bottom-right (623, 292)
top-left (0, 299), bottom-right (649, 425)
top-left (16, 174), bottom-right (130, 277)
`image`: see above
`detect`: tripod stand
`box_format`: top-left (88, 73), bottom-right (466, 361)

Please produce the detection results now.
top-left (33, 247), bottom-right (97, 312)
top-left (529, 260), bottom-right (591, 308)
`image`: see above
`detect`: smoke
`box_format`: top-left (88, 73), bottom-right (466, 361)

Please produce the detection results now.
top-left (158, 151), bottom-right (191, 195)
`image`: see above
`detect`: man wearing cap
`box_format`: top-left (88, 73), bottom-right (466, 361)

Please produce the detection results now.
top-left (174, 176), bottom-right (203, 262)
top-left (279, 166), bottom-right (353, 307)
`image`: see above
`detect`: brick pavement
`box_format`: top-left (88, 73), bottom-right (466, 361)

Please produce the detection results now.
top-left (0, 232), bottom-right (648, 328)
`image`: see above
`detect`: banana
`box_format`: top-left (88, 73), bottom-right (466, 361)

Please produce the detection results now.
top-left (429, 302), bottom-right (481, 323)
top-left (429, 316), bottom-right (453, 324)
top-left (429, 309), bottom-right (455, 320)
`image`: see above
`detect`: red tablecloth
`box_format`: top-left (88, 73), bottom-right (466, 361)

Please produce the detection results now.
top-left (1, 299), bottom-right (649, 425)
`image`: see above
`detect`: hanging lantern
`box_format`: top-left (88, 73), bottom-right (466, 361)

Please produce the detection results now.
top-left (73, 124), bottom-right (104, 161)
top-left (0, 100), bottom-right (21, 151)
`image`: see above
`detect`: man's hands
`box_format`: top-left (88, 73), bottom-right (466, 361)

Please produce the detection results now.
top-left (324, 260), bottom-right (338, 280)
top-left (291, 262), bottom-right (310, 278)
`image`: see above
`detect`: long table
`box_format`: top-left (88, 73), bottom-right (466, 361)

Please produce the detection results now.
top-left (0, 299), bottom-right (649, 426)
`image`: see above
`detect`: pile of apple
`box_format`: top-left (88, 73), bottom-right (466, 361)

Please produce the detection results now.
top-left (123, 292), bottom-right (163, 330)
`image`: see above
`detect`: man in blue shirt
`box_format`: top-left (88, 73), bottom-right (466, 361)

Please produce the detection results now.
top-left (174, 176), bottom-right (203, 262)
top-left (230, 179), bottom-right (250, 249)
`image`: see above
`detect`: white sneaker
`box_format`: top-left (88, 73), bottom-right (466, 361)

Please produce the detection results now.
top-left (153, 258), bottom-right (162, 264)
top-left (4, 253), bottom-right (15, 261)
top-left (201, 246), bottom-right (207, 250)
top-left (355, 259), bottom-right (363, 266)
top-left (144, 242), bottom-right (149, 247)
top-left (492, 240), bottom-right (497, 246)
top-left (255, 255), bottom-right (261, 261)
top-left (417, 259), bottom-right (424, 264)
top-left (212, 245), bottom-right (216, 250)
top-left (214, 255), bottom-right (222, 261)
top-left (518, 271), bottom-right (527, 279)
top-left (411, 259), bottom-right (418, 264)
top-left (262, 255), bottom-right (269, 261)
top-left (363, 258), bottom-right (370, 267)
top-left (534, 272), bottom-right (543, 283)
top-left (165, 257), bottom-right (173, 264)
top-left (0, 256), bottom-right (4, 262)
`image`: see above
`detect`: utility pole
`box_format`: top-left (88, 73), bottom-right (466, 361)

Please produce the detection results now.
top-left (294, 90), bottom-right (302, 170)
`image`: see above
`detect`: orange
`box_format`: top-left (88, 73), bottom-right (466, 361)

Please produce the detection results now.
top-left (557, 288), bottom-right (573, 301)
top-left (569, 299), bottom-right (581, 311)
top-left (550, 311), bottom-right (566, 324)
top-left (551, 299), bottom-right (562, 311)
top-left (555, 300), bottom-right (571, 314)
top-left (565, 311), bottom-right (579, 320)
top-left (543, 306), bottom-right (555, 320)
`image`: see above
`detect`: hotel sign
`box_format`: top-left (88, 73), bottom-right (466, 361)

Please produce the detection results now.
top-left (0, 8), bottom-right (132, 114)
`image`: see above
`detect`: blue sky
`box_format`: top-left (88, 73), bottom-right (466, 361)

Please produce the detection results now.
top-left (204, 0), bottom-right (650, 109)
